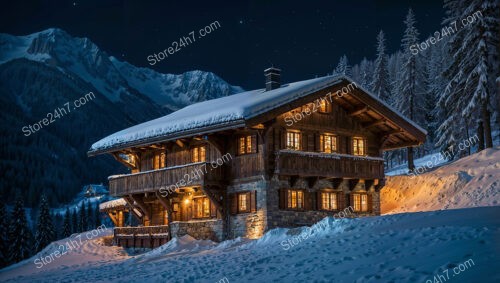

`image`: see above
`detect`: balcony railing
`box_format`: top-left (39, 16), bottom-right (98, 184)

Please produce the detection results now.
top-left (114, 225), bottom-right (170, 236)
top-left (109, 162), bottom-right (224, 196)
top-left (275, 150), bottom-right (384, 179)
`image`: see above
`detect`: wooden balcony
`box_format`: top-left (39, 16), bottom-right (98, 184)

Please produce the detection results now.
top-left (275, 150), bottom-right (384, 179)
top-left (113, 225), bottom-right (170, 248)
top-left (109, 162), bottom-right (224, 196)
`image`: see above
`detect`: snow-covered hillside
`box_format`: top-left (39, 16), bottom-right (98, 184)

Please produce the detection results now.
top-left (0, 207), bottom-right (498, 282)
top-left (382, 147), bottom-right (500, 214)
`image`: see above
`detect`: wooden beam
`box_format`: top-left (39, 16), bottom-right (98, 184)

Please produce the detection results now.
top-left (175, 139), bottom-right (185, 148)
top-left (204, 135), bottom-right (225, 154)
top-left (111, 152), bottom-right (136, 169)
top-left (364, 179), bottom-right (375, 191)
top-left (289, 176), bottom-right (300, 188)
top-left (128, 194), bottom-right (151, 224)
top-left (330, 178), bottom-right (343, 189)
top-left (374, 179), bottom-right (386, 192)
top-left (306, 177), bottom-right (319, 189)
top-left (123, 196), bottom-right (143, 220)
top-left (107, 212), bottom-right (118, 226)
top-left (348, 106), bottom-right (369, 116)
top-left (363, 119), bottom-right (386, 129)
top-left (199, 185), bottom-right (224, 215)
top-left (155, 192), bottom-right (173, 236)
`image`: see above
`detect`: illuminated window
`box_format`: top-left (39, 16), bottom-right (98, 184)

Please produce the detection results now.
top-left (287, 189), bottom-right (304, 209)
top-left (153, 152), bottom-right (166, 169)
top-left (321, 192), bottom-right (338, 210)
top-left (191, 146), bottom-right (206, 162)
top-left (320, 134), bottom-right (337, 153)
top-left (238, 135), bottom-right (257, 155)
top-left (193, 197), bottom-right (211, 218)
top-left (353, 193), bottom-right (368, 212)
top-left (286, 131), bottom-right (301, 150)
top-left (352, 137), bottom-right (366, 156)
top-left (318, 99), bottom-right (331, 113)
top-left (230, 191), bottom-right (255, 214)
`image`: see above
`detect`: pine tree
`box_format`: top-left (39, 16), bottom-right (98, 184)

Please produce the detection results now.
top-left (71, 208), bottom-right (78, 233)
top-left (9, 197), bottom-right (33, 263)
top-left (35, 195), bottom-right (55, 253)
top-left (0, 201), bottom-right (10, 268)
top-left (87, 201), bottom-right (93, 230)
top-left (359, 58), bottom-right (372, 88)
top-left (396, 8), bottom-right (421, 171)
top-left (79, 202), bottom-right (87, 232)
top-left (94, 203), bottom-right (101, 228)
top-left (371, 30), bottom-right (392, 103)
top-left (334, 55), bottom-right (352, 76)
top-left (62, 208), bottom-right (72, 238)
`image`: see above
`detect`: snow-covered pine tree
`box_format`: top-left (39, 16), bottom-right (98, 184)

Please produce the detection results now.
top-left (94, 203), bottom-right (101, 228)
top-left (87, 200), bottom-right (94, 230)
top-left (62, 208), bottom-right (72, 238)
top-left (79, 202), bottom-right (87, 232)
top-left (35, 195), bottom-right (55, 252)
top-left (371, 30), bottom-right (392, 103)
top-left (396, 8), bottom-right (422, 171)
top-left (0, 201), bottom-right (10, 267)
top-left (359, 58), bottom-right (373, 88)
top-left (71, 208), bottom-right (78, 233)
top-left (459, 0), bottom-right (499, 148)
top-left (9, 197), bottom-right (33, 263)
top-left (334, 55), bottom-right (352, 76)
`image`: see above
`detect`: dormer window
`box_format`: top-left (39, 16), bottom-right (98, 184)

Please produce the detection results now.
top-left (191, 146), bottom-right (206, 162)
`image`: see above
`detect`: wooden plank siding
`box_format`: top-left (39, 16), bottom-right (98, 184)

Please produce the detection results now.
top-left (109, 163), bottom-right (224, 196)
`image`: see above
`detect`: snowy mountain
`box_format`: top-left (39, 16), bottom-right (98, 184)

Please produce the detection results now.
top-left (0, 28), bottom-right (243, 207)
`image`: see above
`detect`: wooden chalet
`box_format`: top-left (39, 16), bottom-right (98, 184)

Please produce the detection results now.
top-left (90, 67), bottom-right (426, 248)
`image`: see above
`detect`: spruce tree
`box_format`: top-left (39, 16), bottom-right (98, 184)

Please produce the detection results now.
top-left (371, 30), bottom-right (392, 103)
top-left (87, 201), bottom-right (94, 230)
top-left (71, 208), bottom-right (78, 233)
top-left (35, 195), bottom-right (55, 253)
top-left (396, 8), bottom-right (421, 171)
top-left (9, 197), bottom-right (33, 263)
top-left (334, 55), bottom-right (352, 76)
top-left (62, 208), bottom-right (72, 238)
top-left (79, 202), bottom-right (87, 232)
top-left (0, 201), bottom-right (10, 268)
top-left (94, 203), bottom-right (101, 228)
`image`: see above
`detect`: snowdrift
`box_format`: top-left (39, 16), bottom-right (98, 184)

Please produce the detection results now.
top-left (382, 147), bottom-right (500, 214)
top-left (1, 207), bottom-right (499, 282)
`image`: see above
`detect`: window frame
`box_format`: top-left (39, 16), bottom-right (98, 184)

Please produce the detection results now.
top-left (318, 99), bottom-right (331, 113)
top-left (319, 134), bottom-right (338, 153)
top-left (352, 193), bottom-right (369, 212)
top-left (320, 191), bottom-right (339, 211)
top-left (286, 189), bottom-right (305, 210)
top-left (352, 137), bottom-right (366, 156)
top-left (192, 196), bottom-right (211, 219)
top-left (238, 135), bottom-right (257, 155)
top-left (191, 146), bottom-right (206, 163)
top-left (286, 131), bottom-right (301, 151)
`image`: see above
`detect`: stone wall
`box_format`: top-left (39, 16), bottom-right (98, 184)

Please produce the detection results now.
top-left (266, 176), bottom-right (380, 230)
top-left (170, 219), bottom-right (224, 241)
top-left (227, 176), bottom-right (268, 239)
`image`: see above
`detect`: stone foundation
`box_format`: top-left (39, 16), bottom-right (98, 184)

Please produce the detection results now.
top-left (170, 219), bottom-right (224, 242)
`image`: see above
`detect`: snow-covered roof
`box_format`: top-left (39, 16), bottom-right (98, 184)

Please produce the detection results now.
top-left (89, 74), bottom-right (426, 154)
top-left (99, 198), bottom-right (127, 211)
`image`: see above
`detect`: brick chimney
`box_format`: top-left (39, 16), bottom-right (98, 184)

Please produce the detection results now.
top-left (264, 67), bottom-right (281, 91)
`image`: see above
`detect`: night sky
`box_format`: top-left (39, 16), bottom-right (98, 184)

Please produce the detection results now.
top-left (0, 0), bottom-right (443, 90)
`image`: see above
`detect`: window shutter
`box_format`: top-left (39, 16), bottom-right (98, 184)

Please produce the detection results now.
top-left (279, 189), bottom-right (286, 209)
top-left (210, 200), bottom-right (217, 217)
top-left (315, 133), bottom-right (320, 152)
top-left (304, 191), bottom-right (312, 210)
top-left (337, 192), bottom-right (344, 210)
top-left (192, 199), bottom-right (197, 218)
top-left (230, 194), bottom-right (238, 215)
top-left (250, 191), bottom-right (257, 212)
top-left (316, 191), bottom-right (322, 210)
top-left (251, 135), bottom-right (257, 153)
top-left (367, 194), bottom-right (373, 213)
top-left (280, 129), bottom-right (286, 149)
top-left (349, 193), bottom-right (354, 210)
top-left (301, 133), bottom-right (307, 151)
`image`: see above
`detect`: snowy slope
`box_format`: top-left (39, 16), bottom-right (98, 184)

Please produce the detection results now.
top-left (382, 147), bottom-right (500, 214)
top-left (0, 207), bottom-right (498, 282)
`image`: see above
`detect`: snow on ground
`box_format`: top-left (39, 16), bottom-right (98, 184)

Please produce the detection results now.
top-left (385, 152), bottom-right (449, 176)
top-left (382, 147), bottom-right (500, 214)
top-left (1, 207), bottom-right (499, 283)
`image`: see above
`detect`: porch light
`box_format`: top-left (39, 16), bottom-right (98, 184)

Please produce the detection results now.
top-left (184, 198), bottom-right (190, 205)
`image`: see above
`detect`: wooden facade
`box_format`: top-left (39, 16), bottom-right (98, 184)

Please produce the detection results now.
top-left (92, 75), bottom-right (425, 247)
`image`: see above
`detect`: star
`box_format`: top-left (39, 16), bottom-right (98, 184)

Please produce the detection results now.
top-left (73, 2), bottom-right (77, 6)
top-left (239, 19), bottom-right (244, 24)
